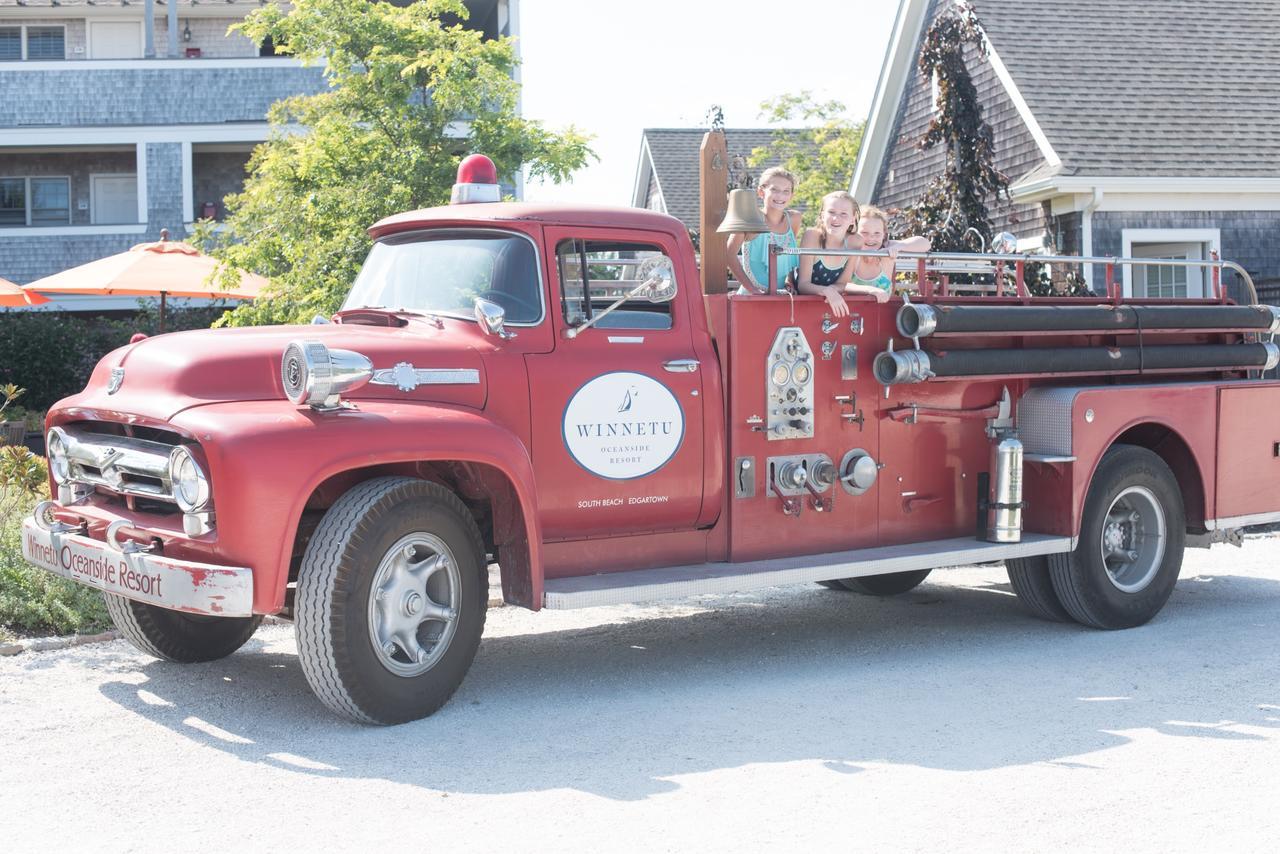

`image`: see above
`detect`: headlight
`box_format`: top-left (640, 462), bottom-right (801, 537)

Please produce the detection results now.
top-left (46, 427), bottom-right (70, 484)
top-left (168, 446), bottom-right (211, 513)
top-left (281, 339), bottom-right (373, 409)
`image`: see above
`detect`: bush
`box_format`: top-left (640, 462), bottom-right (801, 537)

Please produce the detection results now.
top-left (0, 452), bottom-right (110, 637)
top-left (0, 305), bottom-right (227, 411)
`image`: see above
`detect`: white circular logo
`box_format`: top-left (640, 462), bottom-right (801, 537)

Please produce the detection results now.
top-left (563, 372), bottom-right (684, 480)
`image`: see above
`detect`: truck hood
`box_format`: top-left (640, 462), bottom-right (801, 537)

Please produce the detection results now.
top-left (59, 321), bottom-right (487, 424)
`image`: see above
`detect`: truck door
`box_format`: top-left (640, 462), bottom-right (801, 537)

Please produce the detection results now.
top-left (526, 227), bottom-right (706, 539)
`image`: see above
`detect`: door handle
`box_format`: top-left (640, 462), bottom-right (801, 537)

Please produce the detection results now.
top-left (663, 359), bottom-right (700, 373)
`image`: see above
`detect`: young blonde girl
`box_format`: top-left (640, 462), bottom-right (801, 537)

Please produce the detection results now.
top-left (794, 191), bottom-right (887, 317)
top-left (850, 206), bottom-right (931, 294)
top-left (725, 166), bottom-right (804, 295)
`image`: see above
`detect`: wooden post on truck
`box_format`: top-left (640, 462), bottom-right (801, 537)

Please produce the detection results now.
top-left (699, 130), bottom-right (729, 295)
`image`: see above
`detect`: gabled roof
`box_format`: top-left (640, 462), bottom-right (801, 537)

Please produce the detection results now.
top-left (855, 0), bottom-right (1280, 198)
top-left (634, 128), bottom-right (816, 227)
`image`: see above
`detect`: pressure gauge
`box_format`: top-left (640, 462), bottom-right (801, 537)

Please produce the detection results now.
top-left (771, 362), bottom-right (790, 386)
top-left (791, 362), bottom-right (812, 385)
top-left (785, 337), bottom-right (803, 358)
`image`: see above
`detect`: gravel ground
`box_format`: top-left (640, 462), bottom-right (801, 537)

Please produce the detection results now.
top-left (3, 540), bottom-right (1280, 852)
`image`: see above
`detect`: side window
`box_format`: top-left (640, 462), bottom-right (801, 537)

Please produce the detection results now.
top-left (556, 239), bottom-right (675, 331)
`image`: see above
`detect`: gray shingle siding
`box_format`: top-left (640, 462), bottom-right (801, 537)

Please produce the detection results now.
top-left (0, 64), bottom-right (326, 127)
top-left (872, 0), bottom-right (1047, 243)
top-left (1092, 210), bottom-right (1280, 303)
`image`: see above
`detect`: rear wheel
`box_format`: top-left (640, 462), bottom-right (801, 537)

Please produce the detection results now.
top-left (1049, 445), bottom-right (1185, 629)
top-left (1006, 556), bottom-right (1071, 622)
top-left (838, 569), bottom-right (933, 596)
top-left (295, 477), bottom-right (487, 725)
top-left (104, 594), bottom-right (262, 662)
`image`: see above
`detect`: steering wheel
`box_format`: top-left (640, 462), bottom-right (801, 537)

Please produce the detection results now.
top-left (476, 289), bottom-right (540, 320)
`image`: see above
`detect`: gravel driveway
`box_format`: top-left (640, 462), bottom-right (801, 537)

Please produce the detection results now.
top-left (3, 540), bottom-right (1280, 852)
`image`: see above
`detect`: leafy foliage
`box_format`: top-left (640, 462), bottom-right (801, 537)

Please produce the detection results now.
top-left (900, 2), bottom-right (1008, 252)
top-left (0, 452), bottom-right (108, 638)
top-left (0, 306), bottom-right (224, 411)
top-left (202, 0), bottom-right (594, 327)
top-left (748, 93), bottom-right (865, 225)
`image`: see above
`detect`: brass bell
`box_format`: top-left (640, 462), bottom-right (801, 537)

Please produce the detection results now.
top-left (716, 188), bottom-right (770, 234)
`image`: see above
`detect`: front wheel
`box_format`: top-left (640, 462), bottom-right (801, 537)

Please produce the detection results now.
top-left (295, 477), bottom-right (487, 725)
top-left (1049, 445), bottom-right (1185, 629)
top-left (104, 594), bottom-right (262, 662)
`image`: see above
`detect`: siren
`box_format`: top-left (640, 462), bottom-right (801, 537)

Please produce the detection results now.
top-left (451, 154), bottom-right (501, 204)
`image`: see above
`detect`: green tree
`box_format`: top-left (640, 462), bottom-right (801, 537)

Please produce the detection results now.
top-left (900, 1), bottom-right (1008, 252)
top-left (205, 0), bottom-right (594, 327)
top-left (748, 93), bottom-right (864, 224)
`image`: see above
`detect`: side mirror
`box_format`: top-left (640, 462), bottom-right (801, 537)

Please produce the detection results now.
top-left (635, 256), bottom-right (677, 303)
top-left (991, 232), bottom-right (1018, 254)
top-left (474, 297), bottom-right (516, 340)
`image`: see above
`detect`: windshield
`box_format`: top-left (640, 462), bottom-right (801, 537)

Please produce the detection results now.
top-left (344, 229), bottom-right (543, 323)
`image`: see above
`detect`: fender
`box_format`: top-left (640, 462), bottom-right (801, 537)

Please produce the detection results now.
top-left (173, 400), bottom-right (544, 613)
top-left (1019, 383), bottom-right (1216, 538)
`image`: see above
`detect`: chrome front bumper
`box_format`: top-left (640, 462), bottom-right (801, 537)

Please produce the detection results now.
top-left (21, 515), bottom-right (253, 617)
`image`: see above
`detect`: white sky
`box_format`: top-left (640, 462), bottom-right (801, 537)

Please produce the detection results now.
top-left (517, 0), bottom-right (899, 205)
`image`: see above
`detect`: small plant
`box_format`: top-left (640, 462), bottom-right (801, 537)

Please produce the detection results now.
top-left (0, 383), bottom-right (24, 420)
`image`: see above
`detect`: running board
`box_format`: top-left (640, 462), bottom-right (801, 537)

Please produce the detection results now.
top-left (542, 534), bottom-right (1073, 609)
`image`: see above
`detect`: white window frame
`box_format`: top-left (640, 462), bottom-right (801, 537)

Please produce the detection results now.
top-left (0, 24), bottom-right (67, 61)
top-left (0, 175), bottom-right (72, 227)
top-left (89, 172), bottom-right (140, 225)
top-left (1121, 228), bottom-right (1222, 298)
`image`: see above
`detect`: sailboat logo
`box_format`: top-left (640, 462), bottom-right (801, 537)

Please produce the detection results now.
top-left (618, 386), bottom-right (639, 412)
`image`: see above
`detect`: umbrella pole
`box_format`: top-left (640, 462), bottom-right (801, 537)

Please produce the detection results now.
top-left (160, 292), bottom-right (167, 333)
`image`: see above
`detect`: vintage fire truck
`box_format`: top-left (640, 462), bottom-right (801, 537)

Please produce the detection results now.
top-left (21, 147), bottom-right (1280, 725)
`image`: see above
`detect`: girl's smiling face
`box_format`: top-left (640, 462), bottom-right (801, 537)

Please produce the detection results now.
top-left (757, 176), bottom-right (794, 213)
top-left (822, 198), bottom-right (856, 236)
top-left (858, 216), bottom-right (887, 250)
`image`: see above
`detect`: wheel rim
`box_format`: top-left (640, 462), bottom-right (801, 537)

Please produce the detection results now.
top-left (1098, 485), bottom-right (1166, 593)
top-left (366, 533), bottom-right (461, 677)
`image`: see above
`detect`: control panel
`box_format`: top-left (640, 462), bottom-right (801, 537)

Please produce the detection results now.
top-left (765, 326), bottom-right (815, 440)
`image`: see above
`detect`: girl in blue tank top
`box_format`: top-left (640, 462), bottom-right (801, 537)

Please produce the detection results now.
top-left (851, 205), bottom-right (932, 295)
top-left (725, 167), bottom-right (802, 294)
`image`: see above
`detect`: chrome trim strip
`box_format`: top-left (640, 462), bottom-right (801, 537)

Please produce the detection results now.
top-left (607, 336), bottom-right (645, 344)
top-left (369, 364), bottom-right (481, 392)
top-left (1023, 454), bottom-right (1076, 463)
top-left (1204, 511), bottom-right (1280, 531)
top-left (543, 533), bottom-right (1073, 609)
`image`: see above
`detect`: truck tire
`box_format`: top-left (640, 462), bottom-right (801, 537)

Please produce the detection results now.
top-left (1005, 556), bottom-right (1071, 622)
top-left (838, 569), bottom-right (932, 596)
top-left (1048, 445), bottom-right (1185, 629)
top-left (103, 593), bottom-right (262, 662)
top-left (295, 477), bottom-right (487, 725)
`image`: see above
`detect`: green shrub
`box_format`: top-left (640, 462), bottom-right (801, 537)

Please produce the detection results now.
top-left (0, 493), bottom-right (110, 637)
top-left (0, 453), bottom-right (110, 637)
top-left (0, 305), bottom-right (228, 411)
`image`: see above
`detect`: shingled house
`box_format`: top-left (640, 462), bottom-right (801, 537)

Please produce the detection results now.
top-left (632, 128), bottom-right (817, 229)
top-left (0, 0), bottom-right (518, 307)
top-left (853, 0), bottom-right (1280, 300)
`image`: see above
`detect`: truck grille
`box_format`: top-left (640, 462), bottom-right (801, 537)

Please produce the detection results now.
top-left (57, 423), bottom-right (185, 505)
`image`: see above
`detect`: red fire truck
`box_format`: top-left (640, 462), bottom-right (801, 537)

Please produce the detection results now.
top-left (21, 149), bottom-right (1280, 724)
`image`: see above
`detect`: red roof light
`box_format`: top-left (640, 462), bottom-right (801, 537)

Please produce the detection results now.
top-left (451, 154), bottom-right (501, 204)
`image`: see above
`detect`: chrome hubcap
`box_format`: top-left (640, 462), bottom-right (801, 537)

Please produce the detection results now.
top-left (367, 533), bottom-right (461, 676)
top-left (1099, 486), bottom-right (1166, 593)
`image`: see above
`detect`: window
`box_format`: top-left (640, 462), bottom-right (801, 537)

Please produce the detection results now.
top-left (0, 177), bottom-right (71, 226)
top-left (25, 27), bottom-right (65, 60)
top-left (1122, 229), bottom-right (1220, 299)
top-left (0, 25), bottom-right (65, 61)
top-left (0, 28), bottom-right (19, 61)
top-left (344, 229), bottom-right (543, 323)
top-left (557, 240), bottom-right (675, 331)
top-left (0, 179), bottom-right (23, 225)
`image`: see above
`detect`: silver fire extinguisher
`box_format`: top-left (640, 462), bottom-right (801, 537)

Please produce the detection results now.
top-left (987, 436), bottom-right (1024, 543)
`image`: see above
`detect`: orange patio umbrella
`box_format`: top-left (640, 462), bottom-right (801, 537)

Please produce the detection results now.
top-left (26, 232), bottom-right (268, 331)
top-left (0, 276), bottom-right (49, 307)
